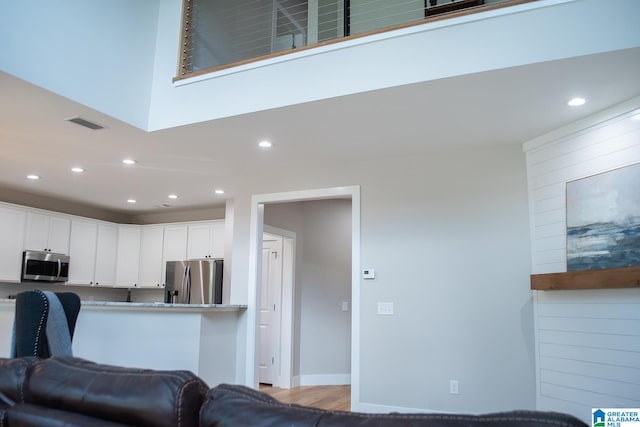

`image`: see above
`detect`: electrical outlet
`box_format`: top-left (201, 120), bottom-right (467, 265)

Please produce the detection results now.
top-left (342, 301), bottom-right (349, 311)
top-left (449, 380), bottom-right (459, 395)
top-left (377, 302), bottom-right (394, 315)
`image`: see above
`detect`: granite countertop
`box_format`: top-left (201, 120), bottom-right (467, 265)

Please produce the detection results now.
top-left (0, 299), bottom-right (247, 311)
top-left (83, 301), bottom-right (247, 311)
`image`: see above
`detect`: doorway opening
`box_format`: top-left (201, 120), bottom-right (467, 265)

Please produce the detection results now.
top-left (246, 186), bottom-right (361, 408)
top-left (259, 226), bottom-right (295, 387)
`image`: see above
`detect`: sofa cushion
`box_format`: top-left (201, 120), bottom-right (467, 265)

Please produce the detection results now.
top-left (24, 356), bottom-right (208, 427)
top-left (201, 384), bottom-right (588, 427)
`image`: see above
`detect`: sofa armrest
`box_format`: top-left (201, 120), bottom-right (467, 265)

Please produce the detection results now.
top-left (0, 357), bottom-right (38, 405)
top-left (201, 383), bottom-right (325, 427)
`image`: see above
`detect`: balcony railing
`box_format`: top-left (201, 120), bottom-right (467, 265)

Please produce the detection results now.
top-left (176, 0), bottom-right (533, 80)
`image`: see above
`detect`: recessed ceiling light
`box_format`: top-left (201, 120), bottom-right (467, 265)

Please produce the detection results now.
top-left (258, 140), bottom-right (272, 148)
top-left (71, 167), bottom-right (84, 173)
top-left (26, 174), bottom-right (40, 180)
top-left (168, 194), bottom-right (178, 199)
top-left (568, 97), bottom-right (586, 107)
top-left (127, 199), bottom-right (137, 204)
top-left (122, 159), bottom-right (137, 165)
top-left (214, 189), bottom-right (225, 195)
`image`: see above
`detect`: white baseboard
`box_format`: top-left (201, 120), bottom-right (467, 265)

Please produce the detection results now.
top-left (291, 375), bottom-right (301, 388)
top-left (294, 374), bottom-right (351, 386)
top-left (354, 401), bottom-right (447, 414)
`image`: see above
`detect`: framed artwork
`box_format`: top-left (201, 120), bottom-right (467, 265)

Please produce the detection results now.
top-left (566, 162), bottom-right (640, 271)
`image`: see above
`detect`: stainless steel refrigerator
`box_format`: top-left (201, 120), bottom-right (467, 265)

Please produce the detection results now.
top-left (165, 259), bottom-right (223, 304)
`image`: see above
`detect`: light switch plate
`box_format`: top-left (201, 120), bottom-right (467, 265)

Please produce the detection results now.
top-left (377, 302), bottom-right (394, 315)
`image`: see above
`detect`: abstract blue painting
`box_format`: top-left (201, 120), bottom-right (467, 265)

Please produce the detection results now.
top-left (566, 162), bottom-right (640, 271)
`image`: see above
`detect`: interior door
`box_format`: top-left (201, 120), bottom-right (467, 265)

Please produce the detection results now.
top-left (259, 236), bottom-right (283, 385)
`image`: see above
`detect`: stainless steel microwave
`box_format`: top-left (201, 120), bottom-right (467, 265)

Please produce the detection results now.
top-left (21, 250), bottom-right (70, 283)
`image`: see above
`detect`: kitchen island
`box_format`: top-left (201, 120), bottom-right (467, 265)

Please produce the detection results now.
top-left (0, 299), bottom-right (247, 387)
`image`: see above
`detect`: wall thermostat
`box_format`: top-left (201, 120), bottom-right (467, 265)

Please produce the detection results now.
top-left (362, 269), bottom-right (376, 279)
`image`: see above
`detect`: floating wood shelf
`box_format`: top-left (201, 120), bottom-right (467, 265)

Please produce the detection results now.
top-left (530, 266), bottom-right (640, 290)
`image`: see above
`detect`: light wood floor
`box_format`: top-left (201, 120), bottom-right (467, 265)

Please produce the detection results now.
top-left (259, 384), bottom-right (351, 412)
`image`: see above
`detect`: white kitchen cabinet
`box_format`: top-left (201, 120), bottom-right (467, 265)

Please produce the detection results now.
top-left (187, 221), bottom-right (225, 259)
top-left (163, 226), bottom-right (188, 262)
top-left (115, 225), bottom-right (141, 287)
top-left (94, 224), bottom-right (117, 286)
top-left (67, 220), bottom-right (98, 285)
top-left (162, 225), bottom-right (188, 286)
top-left (0, 206), bottom-right (27, 282)
top-left (24, 212), bottom-right (71, 254)
top-left (138, 226), bottom-right (164, 287)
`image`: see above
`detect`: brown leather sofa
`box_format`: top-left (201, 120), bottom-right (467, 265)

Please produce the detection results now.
top-left (1, 356), bottom-right (588, 427)
top-left (0, 356), bottom-right (207, 427)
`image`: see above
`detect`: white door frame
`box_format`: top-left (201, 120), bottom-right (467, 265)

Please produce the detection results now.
top-left (246, 186), bottom-right (360, 407)
top-left (263, 225), bottom-right (295, 388)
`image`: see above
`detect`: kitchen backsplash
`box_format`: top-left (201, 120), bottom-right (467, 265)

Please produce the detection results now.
top-left (0, 282), bottom-right (164, 303)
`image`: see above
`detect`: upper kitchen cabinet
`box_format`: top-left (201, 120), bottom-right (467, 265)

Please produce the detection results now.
top-left (61, 219), bottom-right (118, 287)
top-left (0, 205), bottom-right (27, 282)
top-left (67, 219), bottom-right (98, 285)
top-left (163, 226), bottom-right (188, 263)
top-left (162, 225), bottom-right (188, 287)
top-left (94, 224), bottom-right (118, 286)
top-left (24, 212), bottom-right (71, 254)
top-left (187, 221), bottom-right (225, 259)
top-left (138, 226), bottom-right (164, 287)
top-left (115, 225), bottom-right (141, 287)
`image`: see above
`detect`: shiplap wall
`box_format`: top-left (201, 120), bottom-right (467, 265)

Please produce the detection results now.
top-left (523, 98), bottom-right (640, 423)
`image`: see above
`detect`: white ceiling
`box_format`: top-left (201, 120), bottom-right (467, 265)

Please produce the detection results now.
top-left (1, 47), bottom-right (640, 215)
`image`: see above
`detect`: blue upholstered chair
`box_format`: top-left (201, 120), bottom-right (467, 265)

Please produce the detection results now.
top-left (12, 290), bottom-right (80, 358)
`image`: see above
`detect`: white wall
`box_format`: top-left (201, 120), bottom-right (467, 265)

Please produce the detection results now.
top-left (265, 199), bottom-right (352, 384)
top-left (0, 0), bottom-right (159, 130)
top-left (232, 143), bottom-right (534, 412)
top-left (523, 98), bottom-right (640, 423)
top-left (3, 0), bottom-right (639, 132)
top-left (148, 0), bottom-right (640, 131)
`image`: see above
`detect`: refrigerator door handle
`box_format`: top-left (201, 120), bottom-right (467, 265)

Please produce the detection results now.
top-left (184, 264), bottom-right (191, 303)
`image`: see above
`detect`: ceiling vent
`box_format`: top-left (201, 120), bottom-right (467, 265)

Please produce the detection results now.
top-left (66, 117), bottom-right (104, 130)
